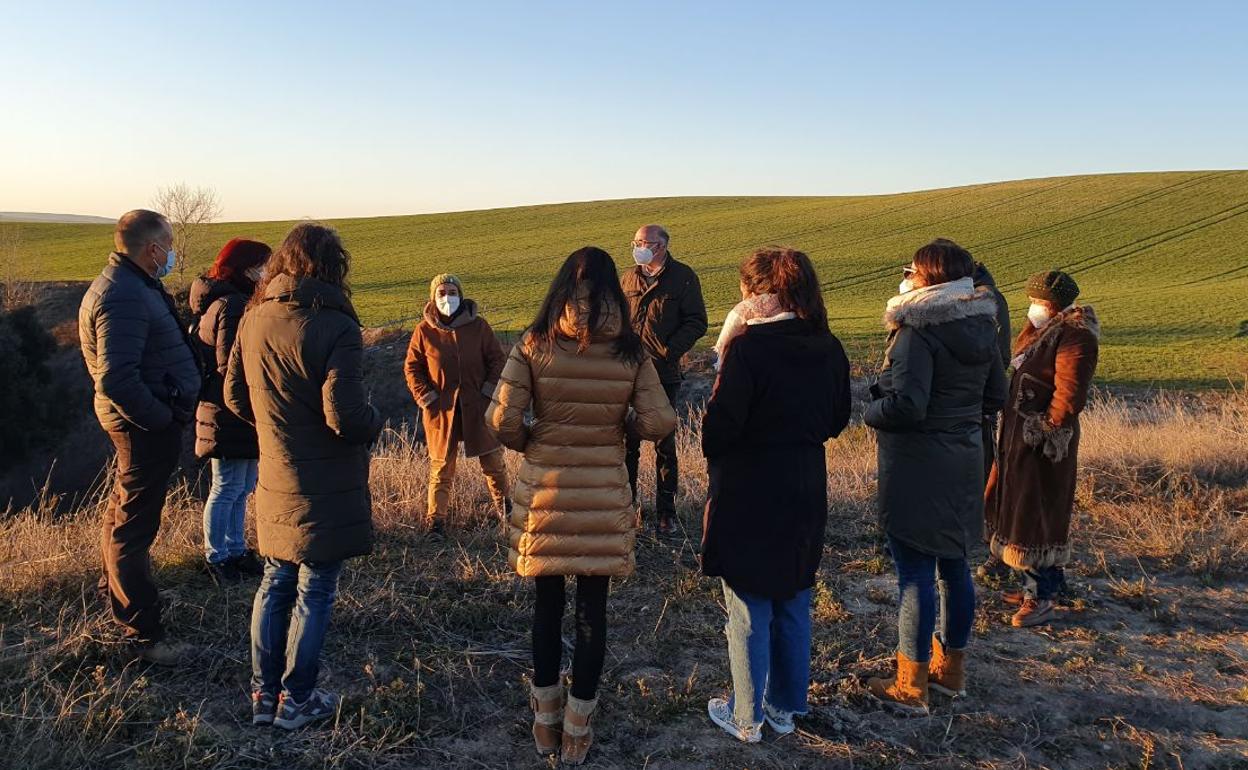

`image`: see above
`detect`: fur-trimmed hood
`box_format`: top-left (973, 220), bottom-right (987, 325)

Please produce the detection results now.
top-left (883, 277), bottom-right (1000, 331)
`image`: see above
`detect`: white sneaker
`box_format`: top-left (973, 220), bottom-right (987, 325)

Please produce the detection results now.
top-left (762, 701), bottom-right (797, 735)
top-left (707, 697), bottom-right (762, 743)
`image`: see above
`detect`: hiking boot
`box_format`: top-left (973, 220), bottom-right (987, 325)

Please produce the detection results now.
top-left (232, 550), bottom-right (265, 577)
top-left (976, 556), bottom-right (1011, 582)
top-left (762, 701), bottom-right (802, 735)
top-left (529, 682), bottom-right (563, 756)
top-left (1002, 588), bottom-right (1025, 606)
top-left (561, 694), bottom-right (600, 764)
top-left (273, 688), bottom-right (340, 730)
top-left (1012, 598), bottom-right (1055, 628)
top-left (206, 558), bottom-right (241, 585)
top-left (707, 697), bottom-right (762, 743)
top-left (655, 516), bottom-right (677, 539)
top-left (927, 636), bottom-right (967, 697)
top-left (251, 690), bottom-right (278, 726)
top-left (135, 639), bottom-right (196, 667)
top-left (866, 651), bottom-right (930, 716)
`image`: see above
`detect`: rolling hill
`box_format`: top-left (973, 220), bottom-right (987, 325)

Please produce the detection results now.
top-left (5, 170), bottom-right (1247, 386)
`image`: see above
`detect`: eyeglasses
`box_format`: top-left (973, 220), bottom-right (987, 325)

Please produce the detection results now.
top-left (902, 265), bottom-right (916, 278)
top-left (631, 240), bottom-right (662, 249)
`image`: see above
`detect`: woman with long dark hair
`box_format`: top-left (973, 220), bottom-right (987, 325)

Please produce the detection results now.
top-left (486, 247), bottom-right (676, 765)
top-left (190, 237), bottom-right (271, 583)
top-left (700, 247), bottom-right (851, 742)
top-left (225, 223), bottom-right (382, 730)
top-left (863, 238), bottom-right (1006, 715)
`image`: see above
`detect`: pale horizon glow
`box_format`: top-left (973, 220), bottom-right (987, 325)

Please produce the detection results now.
top-left (2, 1), bottom-right (1246, 221)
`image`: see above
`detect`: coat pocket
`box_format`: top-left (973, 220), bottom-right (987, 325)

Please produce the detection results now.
top-left (1014, 372), bottom-right (1054, 415)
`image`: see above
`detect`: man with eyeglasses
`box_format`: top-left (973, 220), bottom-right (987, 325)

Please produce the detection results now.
top-left (620, 224), bottom-right (708, 537)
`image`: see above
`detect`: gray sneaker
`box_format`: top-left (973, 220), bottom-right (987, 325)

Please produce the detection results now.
top-left (707, 697), bottom-right (762, 743)
top-left (251, 691), bottom-right (278, 726)
top-left (762, 701), bottom-right (797, 735)
top-left (273, 688), bottom-right (340, 730)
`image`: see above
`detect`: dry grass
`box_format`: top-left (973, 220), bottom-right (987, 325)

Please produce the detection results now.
top-left (1, 390), bottom-right (1246, 769)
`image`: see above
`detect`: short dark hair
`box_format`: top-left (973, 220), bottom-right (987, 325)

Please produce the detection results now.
top-left (114, 209), bottom-right (169, 255)
top-left (912, 238), bottom-right (974, 285)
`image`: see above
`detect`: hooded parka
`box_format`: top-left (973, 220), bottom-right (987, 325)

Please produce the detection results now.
top-left (190, 276), bottom-right (259, 459)
top-left (864, 278), bottom-right (1008, 559)
top-left (224, 274), bottom-right (383, 564)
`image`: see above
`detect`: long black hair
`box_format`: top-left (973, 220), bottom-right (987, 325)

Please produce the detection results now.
top-left (525, 246), bottom-right (644, 364)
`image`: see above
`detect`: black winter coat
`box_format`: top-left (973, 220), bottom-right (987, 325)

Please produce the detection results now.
top-left (190, 277), bottom-right (259, 459)
top-left (621, 256), bottom-right (709, 384)
top-left (700, 318), bottom-right (851, 599)
top-left (864, 281), bottom-right (1008, 559)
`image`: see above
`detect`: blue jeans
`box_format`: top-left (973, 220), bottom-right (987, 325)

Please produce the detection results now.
top-left (1023, 565), bottom-right (1064, 600)
top-left (888, 537), bottom-right (975, 662)
top-left (251, 558), bottom-right (343, 703)
top-left (722, 580), bottom-right (812, 727)
top-left (202, 458), bottom-right (257, 563)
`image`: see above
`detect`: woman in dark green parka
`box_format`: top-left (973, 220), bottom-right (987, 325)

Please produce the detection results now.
top-left (863, 239), bottom-right (1007, 715)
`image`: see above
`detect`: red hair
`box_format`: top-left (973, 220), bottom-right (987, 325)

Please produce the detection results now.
top-left (208, 238), bottom-right (271, 289)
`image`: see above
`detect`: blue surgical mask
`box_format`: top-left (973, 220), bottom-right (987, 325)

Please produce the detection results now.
top-left (154, 245), bottom-right (176, 280)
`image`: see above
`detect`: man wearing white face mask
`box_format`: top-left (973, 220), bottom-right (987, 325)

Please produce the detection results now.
top-left (621, 224), bottom-right (708, 537)
top-left (78, 209), bottom-right (202, 666)
top-left (405, 273), bottom-right (510, 532)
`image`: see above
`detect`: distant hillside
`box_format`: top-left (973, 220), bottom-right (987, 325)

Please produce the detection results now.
top-left (7, 171), bottom-right (1248, 386)
top-left (0, 212), bottom-right (115, 224)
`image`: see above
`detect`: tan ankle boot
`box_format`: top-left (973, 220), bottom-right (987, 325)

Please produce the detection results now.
top-left (529, 682), bottom-right (563, 756)
top-left (928, 636), bottom-right (967, 697)
top-left (866, 651), bottom-right (930, 715)
top-left (560, 694), bottom-right (598, 765)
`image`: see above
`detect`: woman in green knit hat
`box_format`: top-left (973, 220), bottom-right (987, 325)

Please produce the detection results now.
top-left (403, 274), bottom-right (510, 532)
top-left (984, 270), bottom-right (1099, 628)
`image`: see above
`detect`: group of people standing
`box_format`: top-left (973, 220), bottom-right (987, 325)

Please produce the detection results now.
top-left (78, 209), bottom-right (1098, 761)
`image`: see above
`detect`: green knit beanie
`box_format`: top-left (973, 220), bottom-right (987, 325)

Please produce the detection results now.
top-left (1026, 270), bottom-right (1079, 307)
top-left (429, 273), bottom-right (463, 301)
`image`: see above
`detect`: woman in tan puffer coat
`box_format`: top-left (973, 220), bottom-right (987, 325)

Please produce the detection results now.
top-left (487, 246), bottom-right (676, 765)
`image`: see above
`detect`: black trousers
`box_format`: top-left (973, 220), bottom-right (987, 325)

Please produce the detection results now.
top-left (532, 575), bottom-right (610, 700)
top-left (625, 381), bottom-right (680, 518)
top-left (99, 423), bottom-right (182, 642)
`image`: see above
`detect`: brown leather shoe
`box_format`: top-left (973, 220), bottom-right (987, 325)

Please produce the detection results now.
top-left (866, 651), bottom-right (929, 715)
top-left (928, 636), bottom-right (967, 697)
top-left (560, 694), bottom-right (598, 765)
top-left (529, 682), bottom-right (563, 756)
top-left (1012, 597), bottom-right (1055, 627)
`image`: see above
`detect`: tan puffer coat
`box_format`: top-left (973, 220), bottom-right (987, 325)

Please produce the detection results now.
top-left (486, 299), bottom-right (677, 577)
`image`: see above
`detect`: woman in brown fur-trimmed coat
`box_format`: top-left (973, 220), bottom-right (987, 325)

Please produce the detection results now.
top-left (985, 270), bottom-right (1099, 628)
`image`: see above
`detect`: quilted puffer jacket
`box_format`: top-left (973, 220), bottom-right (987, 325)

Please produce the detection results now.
top-left (486, 296), bottom-right (677, 577)
top-left (78, 252), bottom-right (201, 433)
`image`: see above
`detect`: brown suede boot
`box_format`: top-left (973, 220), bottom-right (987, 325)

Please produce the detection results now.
top-left (866, 651), bottom-right (930, 716)
top-left (529, 682), bottom-right (563, 756)
top-left (928, 636), bottom-right (967, 697)
top-left (560, 694), bottom-right (598, 765)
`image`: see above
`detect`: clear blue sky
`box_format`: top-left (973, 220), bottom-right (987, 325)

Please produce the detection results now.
top-left (2, 0), bottom-right (1245, 221)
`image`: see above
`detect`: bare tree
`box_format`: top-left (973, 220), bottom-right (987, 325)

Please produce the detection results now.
top-left (151, 183), bottom-right (222, 284)
top-left (0, 223), bottom-right (36, 310)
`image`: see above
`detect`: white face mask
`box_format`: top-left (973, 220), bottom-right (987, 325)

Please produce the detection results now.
top-left (436, 294), bottom-right (460, 316)
top-left (632, 246), bottom-right (655, 266)
top-left (1027, 303), bottom-right (1052, 328)
top-left (898, 279), bottom-right (915, 295)
top-left (154, 245), bottom-right (176, 280)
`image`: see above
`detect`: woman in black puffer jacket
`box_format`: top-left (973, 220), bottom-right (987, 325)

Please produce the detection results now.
top-left (190, 238), bottom-right (271, 582)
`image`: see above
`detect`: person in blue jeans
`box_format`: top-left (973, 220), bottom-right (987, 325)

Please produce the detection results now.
top-left (225, 223), bottom-right (382, 729)
top-left (863, 239), bottom-right (1007, 714)
top-left (700, 248), bottom-right (851, 742)
top-left (190, 238), bottom-right (272, 583)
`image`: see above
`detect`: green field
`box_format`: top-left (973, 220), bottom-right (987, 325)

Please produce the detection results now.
top-left (8, 171), bottom-right (1248, 386)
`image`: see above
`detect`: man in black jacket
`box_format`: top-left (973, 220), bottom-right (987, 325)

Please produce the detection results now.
top-left (621, 224), bottom-right (708, 536)
top-left (79, 209), bottom-right (201, 666)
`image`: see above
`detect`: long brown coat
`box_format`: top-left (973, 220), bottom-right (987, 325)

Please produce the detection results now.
top-left (486, 299), bottom-right (677, 578)
top-left (404, 299), bottom-right (506, 461)
top-left (986, 305), bottom-right (1100, 569)
top-left (224, 275), bottom-right (382, 564)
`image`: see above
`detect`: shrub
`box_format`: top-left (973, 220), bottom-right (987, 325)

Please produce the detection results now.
top-left (0, 304), bottom-right (69, 468)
